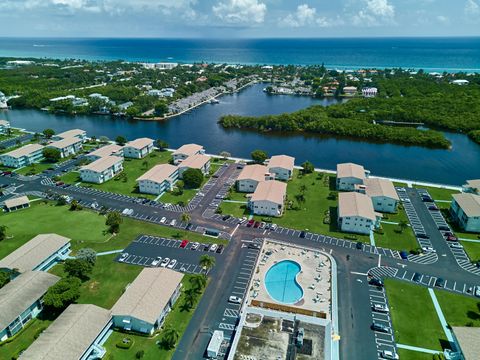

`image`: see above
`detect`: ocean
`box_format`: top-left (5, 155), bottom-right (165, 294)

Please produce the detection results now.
top-left (0, 37), bottom-right (480, 72)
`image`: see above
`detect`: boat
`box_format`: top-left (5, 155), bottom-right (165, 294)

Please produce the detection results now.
top-left (209, 98), bottom-right (220, 104)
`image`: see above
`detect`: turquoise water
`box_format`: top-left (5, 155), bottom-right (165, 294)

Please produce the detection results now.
top-left (264, 260), bottom-right (303, 304)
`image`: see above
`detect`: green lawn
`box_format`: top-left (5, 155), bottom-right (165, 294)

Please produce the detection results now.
top-left (397, 349), bottom-right (436, 360)
top-left (103, 274), bottom-right (205, 360)
top-left (374, 222), bottom-right (418, 252)
top-left (413, 185), bottom-right (460, 201)
top-left (461, 241), bottom-right (480, 263)
top-left (0, 201), bottom-right (226, 258)
top-left (15, 162), bottom-right (55, 176)
top-left (435, 289), bottom-right (480, 327)
top-left (384, 279), bottom-right (446, 350)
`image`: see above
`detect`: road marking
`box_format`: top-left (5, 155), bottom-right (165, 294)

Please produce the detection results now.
top-left (350, 271), bottom-right (368, 276)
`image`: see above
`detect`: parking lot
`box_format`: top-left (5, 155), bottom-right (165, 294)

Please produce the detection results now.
top-left (116, 235), bottom-right (225, 274)
top-left (202, 166), bottom-right (242, 219)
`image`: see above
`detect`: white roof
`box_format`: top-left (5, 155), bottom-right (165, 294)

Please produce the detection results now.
top-left (48, 137), bottom-right (82, 150)
top-left (337, 163), bottom-right (367, 180)
top-left (178, 154), bottom-right (211, 169)
top-left (453, 193), bottom-right (480, 217)
top-left (81, 155), bottom-right (123, 173)
top-left (4, 195), bottom-right (29, 209)
top-left (56, 129), bottom-right (86, 139)
top-left (124, 138), bottom-right (154, 150)
top-left (1, 144), bottom-right (44, 159)
top-left (238, 164), bottom-right (269, 183)
top-left (136, 164), bottom-right (178, 184)
top-left (338, 192), bottom-right (377, 221)
top-left (268, 155), bottom-right (295, 171)
top-left (250, 180), bottom-right (287, 205)
top-left (364, 178), bottom-right (399, 200)
top-left (173, 143), bottom-right (204, 157)
top-left (87, 144), bottom-right (123, 158)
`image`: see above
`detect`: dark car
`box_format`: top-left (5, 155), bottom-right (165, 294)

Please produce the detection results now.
top-left (248, 243), bottom-right (261, 250)
top-left (438, 225), bottom-right (450, 231)
top-left (446, 235), bottom-right (458, 242)
top-left (435, 278), bottom-right (445, 287)
top-left (216, 244), bottom-right (224, 253)
top-left (417, 233), bottom-right (430, 239)
top-left (412, 272), bottom-right (422, 282)
top-left (186, 223), bottom-right (193, 230)
top-left (421, 196), bottom-right (433, 202)
top-left (371, 323), bottom-right (390, 333)
top-left (356, 241), bottom-right (363, 250)
top-left (369, 278), bottom-right (384, 287)
top-left (222, 215), bottom-right (231, 221)
top-left (443, 231), bottom-right (454, 237)
top-left (247, 219), bottom-right (255, 227)
top-left (203, 244), bottom-right (210, 251)
top-left (400, 250), bottom-right (409, 260)
top-left (428, 205), bottom-right (439, 211)
top-left (299, 231), bottom-right (306, 238)
top-left (253, 221), bottom-right (261, 228)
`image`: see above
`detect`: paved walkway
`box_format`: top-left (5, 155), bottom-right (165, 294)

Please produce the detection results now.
top-left (428, 288), bottom-right (455, 343)
top-left (396, 344), bottom-right (441, 354)
top-left (381, 220), bottom-right (399, 225)
top-left (369, 230), bottom-right (376, 246)
top-left (223, 200), bottom-right (247, 204)
top-left (459, 238), bottom-right (480, 243)
top-left (96, 249), bottom-right (124, 256)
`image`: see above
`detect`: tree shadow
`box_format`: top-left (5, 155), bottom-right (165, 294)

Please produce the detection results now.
top-left (328, 176), bottom-right (337, 191)
top-left (467, 310), bottom-right (480, 321)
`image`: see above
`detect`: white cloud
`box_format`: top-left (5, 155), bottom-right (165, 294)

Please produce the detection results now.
top-left (212, 0), bottom-right (267, 24)
top-left (436, 15), bottom-right (449, 24)
top-left (352, 0), bottom-right (395, 27)
top-left (465, 0), bottom-right (480, 15)
top-left (279, 4), bottom-right (341, 28)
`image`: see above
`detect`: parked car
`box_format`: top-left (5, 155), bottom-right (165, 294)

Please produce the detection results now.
top-left (369, 278), bottom-right (384, 287)
top-left (435, 278), bottom-right (445, 287)
top-left (151, 256), bottom-right (162, 267)
top-left (259, 222), bottom-right (266, 229)
top-left (299, 231), bottom-right (306, 238)
top-left (191, 242), bottom-right (200, 250)
top-left (381, 350), bottom-right (399, 359)
top-left (210, 244), bottom-right (218, 252)
top-left (118, 253), bottom-right (128, 262)
top-left (216, 245), bottom-right (224, 253)
top-left (412, 272), bottom-right (422, 282)
top-left (449, 242), bottom-right (463, 249)
top-left (160, 217), bottom-right (166, 224)
top-left (421, 196), bottom-right (433, 202)
top-left (422, 246), bottom-right (436, 253)
top-left (167, 259), bottom-right (177, 269)
top-left (372, 304), bottom-right (389, 313)
top-left (446, 235), bottom-right (458, 242)
top-left (160, 258), bottom-right (170, 267)
top-left (228, 296), bottom-right (242, 304)
top-left (170, 219), bottom-right (177, 227)
top-left (428, 205), bottom-right (439, 211)
top-left (180, 240), bottom-right (189, 248)
top-left (222, 214), bottom-right (231, 221)
top-left (248, 243), bottom-right (261, 250)
top-left (356, 242), bottom-right (363, 250)
top-left (203, 244), bottom-right (211, 251)
top-left (438, 225), bottom-right (450, 231)
top-left (417, 233), bottom-right (430, 239)
top-left (186, 223), bottom-right (193, 230)
top-left (371, 323), bottom-right (390, 333)
top-left (400, 250), bottom-right (409, 259)
top-left (475, 286), bottom-right (480, 298)
top-left (270, 224), bottom-right (278, 231)
top-left (253, 221), bottom-right (261, 228)
top-left (247, 219), bottom-right (255, 227)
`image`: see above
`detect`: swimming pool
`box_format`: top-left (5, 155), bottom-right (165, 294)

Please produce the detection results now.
top-left (264, 260), bottom-right (304, 304)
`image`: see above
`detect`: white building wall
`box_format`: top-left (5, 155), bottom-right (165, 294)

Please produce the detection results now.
top-left (250, 200), bottom-right (283, 217)
top-left (124, 144), bottom-right (153, 159)
top-left (237, 179), bottom-right (260, 193)
top-left (339, 215), bottom-right (373, 235)
top-left (337, 176), bottom-right (364, 191)
top-left (371, 196), bottom-right (398, 213)
top-left (269, 167), bottom-right (292, 181)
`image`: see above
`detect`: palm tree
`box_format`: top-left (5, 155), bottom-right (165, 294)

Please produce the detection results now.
top-left (0, 225), bottom-right (8, 241)
top-left (398, 220), bottom-right (409, 233)
top-left (199, 255), bottom-right (216, 272)
top-left (181, 212), bottom-right (191, 223)
top-left (142, 160), bottom-right (149, 169)
top-left (189, 274), bottom-right (207, 292)
top-left (162, 328), bottom-right (179, 349)
top-left (183, 288), bottom-right (199, 310)
top-left (299, 184), bottom-right (307, 194)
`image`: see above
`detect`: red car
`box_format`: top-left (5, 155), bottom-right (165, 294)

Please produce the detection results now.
top-left (247, 219), bottom-right (255, 227)
top-left (254, 221), bottom-right (261, 228)
top-left (55, 181), bottom-right (64, 186)
top-left (446, 236), bottom-right (458, 242)
top-left (180, 240), bottom-right (189, 248)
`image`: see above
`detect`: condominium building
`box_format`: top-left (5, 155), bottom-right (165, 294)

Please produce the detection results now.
top-left (53, 129), bottom-right (87, 142)
top-left (338, 192), bottom-right (381, 235)
top-left (336, 163), bottom-right (370, 191)
top-left (178, 154), bottom-right (211, 178)
top-left (0, 119), bottom-right (10, 134)
top-left (0, 144), bottom-right (44, 168)
top-left (136, 164), bottom-right (179, 195)
top-left (237, 165), bottom-right (274, 193)
top-left (267, 155), bottom-right (295, 181)
top-left (86, 144), bottom-right (123, 162)
top-left (362, 178), bottom-right (399, 213)
top-left (450, 193), bottom-right (480, 233)
top-left (248, 180), bottom-right (287, 217)
top-left (123, 138), bottom-right (154, 159)
top-left (172, 143), bottom-right (205, 164)
top-left (47, 136), bottom-right (83, 158)
top-left (80, 156), bottom-right (124, 184)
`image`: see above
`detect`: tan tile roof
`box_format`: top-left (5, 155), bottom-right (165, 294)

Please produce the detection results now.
top-left (112, 268), bottom-right (183, 324)
top-left (1, 143), bottom-right (44, 159)
top-left (364, 178), bottom-right (399, 200)
top-left (136, 164), bottom-right (178, 184)
top-left (452, 326), bottom-right (480, 360)
top-left (0, 234), bottom-right (70, 273)
top-left (250, 180), bottom-right (287, 205)
top-left (19, 304), bottom-right (111, 360)
top-left (125, 137), bottom-right (154, 150)
top-left (0, 271), bottom-right (60, 330)
top-left (453, 193), bottom-right (480, 217)
top-left (55, 129), bottom-right (86, 139)
top-left (178, 154), bottom-right (211, 169)
top-left (87, 144), bottom-right (123, 158)
top-left (338, 192), bottom-right (377, 220)
top-left (173, 143), bottom-right (203, 157)
top-left (238, 164), bottom-right (270, 182)
top-left (4, 195), bottom-right (29, 209)
top-left (81, 155), bottom-right (123, 173)
top-left (48, 136), bottom-right (82, 150)
top-left (337, 163), bottom-right (367, 180)
top-left (268, 155), bottom-right (295, 171)
top-left (466, 179), bottom-right (480, 190)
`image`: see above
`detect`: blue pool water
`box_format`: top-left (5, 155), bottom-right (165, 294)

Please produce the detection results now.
top-left (264, 260), bottom-right (304, 304)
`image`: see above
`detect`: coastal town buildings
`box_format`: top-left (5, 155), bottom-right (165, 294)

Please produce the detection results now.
top-left (136, 164), bottom-right (179, 195)
top-left (86, 144), bottom-right (123, 162)
top-left (3, 196), bottom-right (30, 213)
top-left (336, 162), bottom-right (370, 191)
top-left (172, 143), bottom-right (205, 164)
top-left (178, 154), bottom-right (211, 178)
top-left (123, 138), bottom-right (154, 159)
top-left (53, 129), bottom-right (87, 142)
top-left (362, 87), bottom-right (378, 97)
top-left (80, 155), bottom-right (124, 184)
top-left (0, 119), bottom-right (10, 134)
top-left (248, 180), bottom-right (287, 217)
top-left (450, 193), bottom-right (480, 233)
top-left (267, 155), bottom-right (295, 181)
top-left (338, 192), bottom-right (381, 235)
top-left (46, 136), bottom-right (83, 158)
top-left (362, 178), bottom-right (399, 213)
top-left (237, 165), bottom-right (274, 193)
top-left (0, 143), bottom-right (44, 168)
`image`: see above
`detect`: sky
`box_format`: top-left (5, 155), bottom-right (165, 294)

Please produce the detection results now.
top-left (0, 0), bottom-right (479, 38)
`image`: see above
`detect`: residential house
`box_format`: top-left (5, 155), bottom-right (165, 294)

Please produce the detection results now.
top-left (450, 193), bottom-right (480, 233)
top-left (47, 136), bottom-right (83, 158)
top-left (267, 155), bottom-right (295, 181)
top-left (123, 138), bottom-right (154, 159)
top-left (338, 192), bottom-right (381, 235)
top-left (178, 154), bottom-right (211, 178)
top-left (343, 86), bottom-right (357, 96)
top-left (172, 143), bottom-right (205, 164)
top-left (111, 268), bottom-right (184, 334)
top-left (0, 234), bottom-right (70, 274)
top-left (80, 156), bottom-right (124, 184)
top-left (0, 144), bottom-right (44, 168)
top-left (248, 180), bottom-right (287, 217)
top-left (463, 179), bottom-right (480, 195)
top-left (362, 178), bottom-right (399, 213)
top-left (136, 164), bottom-right (179, 195)
top-left (86, 144), bottom-right (123, 162)
top-left (0, 119), bottom-right (10, 134)
top-left (336, 163), bottom-right (370, 191)
top-left (237, 165), bottom-right (274, 193)
top-left (53, 129), bottom-right (87, 142)
top-left (449, 326), bottom-right (480, 360)
top-left (19, 304), bottom-right (113, 360)
top-left (362, 87), bottom-right (378, 97)
top-left (0, 271), bottom-right (60, 341)
top-left (3, 196), bottom-right (30, 212)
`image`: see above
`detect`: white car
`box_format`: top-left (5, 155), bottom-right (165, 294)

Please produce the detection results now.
top-left (151, 256), bottom-right (162, 267)
top-left (449, 242), bottom-right (463, 249)
top-left (422, 246), bottom-right (436, 253)
top-left (167, 259), bottom-right (177, 269)
top-left (475, 286), bottom-right (480, 298)
top-left (381, 350), bottom-right (399, 359)
top-left (228, 296), bottom-right (242, 304)
top-left (118, 253), bottom-right (128, 262)
top-left (160, 217), bottom-right (167, 224)
top-left (191, 242), bottom-right (200, 250)
top-left (170, 219), bottom-right (177, 227)
top-left (372, 303), bottom-right (389, 313)
top-left (210, 244), bottom-right (218, 252)
top-left (160, 257), bottom-right (170, 267)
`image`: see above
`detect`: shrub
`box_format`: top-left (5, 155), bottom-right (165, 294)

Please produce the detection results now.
top-left (116, 337), bottom-right (134, 349)
top-left (135, 350), bottom-right (145, 359)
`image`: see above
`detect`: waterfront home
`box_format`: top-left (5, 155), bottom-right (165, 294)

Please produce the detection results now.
top-left (336, 163), bottom-right (370, 191)
top-left (3, 196), bottom-right (30, 213)
top-left (80, 155), bottom-right (124, 184)
top-left (19, 304), bottom-right (112, 360)
top-left (136, 164), bottom-right (179, 195)
top-left (0, 271), bottom-right (60, 341)
top-left (462, 179), bottom-right (480, 195)
top-left (0, 143), bottom-right (44, 168)
top-left (111, 268), bottom-right (183, 334)
top-left (0, 234), bottom-right (70, 274)
top-left (0, 119), bottom-right (10, 134)
top-left (362, 178), bottom-right (399, 213)
top-left (237, 165), bottom-right (274, 193)
top-left (248, 180), bottom-right (287, 217)
top-left (362, 87), bottom-right (378, 97)
top-left (123, 138), bottom-right (154, 159)
top-left (86, 144), bottom-right (123, 162)
top-left (338, 192), bottom-right (382, 235)
top-left (172, 143), bottom-right (205, 164)
top-left (47, 136), bottom-right (83, 158)
top-left (178, 154), bottom-right (211, 178)
top-left (451, 79), bottom-right (469, 86)
top-left (343, 86), bottom-right (357, 96)
top-left (450, 193), bottom-right (480, 233)
top-left (53, 128), bottom-right (87, 142)
top-left (267, 155), bottom-right (295, 181)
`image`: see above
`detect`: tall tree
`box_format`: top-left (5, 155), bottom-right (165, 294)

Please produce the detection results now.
top-left (155, 139), bottom-right (169, 151)
top-left (106, 211), bottom-right (123, 233)
top-left (189, 274), bottom-right (207, 293)
top-left (162, 328), bottom-right (179, 349)
top-left (302, 161), bottom-right (314, 174)
top-left (42, 128), bottom-right (55, 139)
top-left (115, 135), bottom-right (127, 146)
top-left (63, 259), bottom-right (93, 281)
top-left (76, 248), bottom-right (97, 266)
top-left (0, 225), bottom-right (7, 241)
top-left (251, 149), bottom-right (268, 164)
top-left (181, 212), bottom-right (191, 223)
top-left (199, 255), bottom-right (216, 271)
top-left (182, 168), bottom-right (204, 189)
top-left (43, 277), bottom-right (81, 310)
top-left (42, 147), bottom-right (61, 163)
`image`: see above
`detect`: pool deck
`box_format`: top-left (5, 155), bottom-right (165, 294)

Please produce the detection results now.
top-left (247, 239), bottom-right (332, 318)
